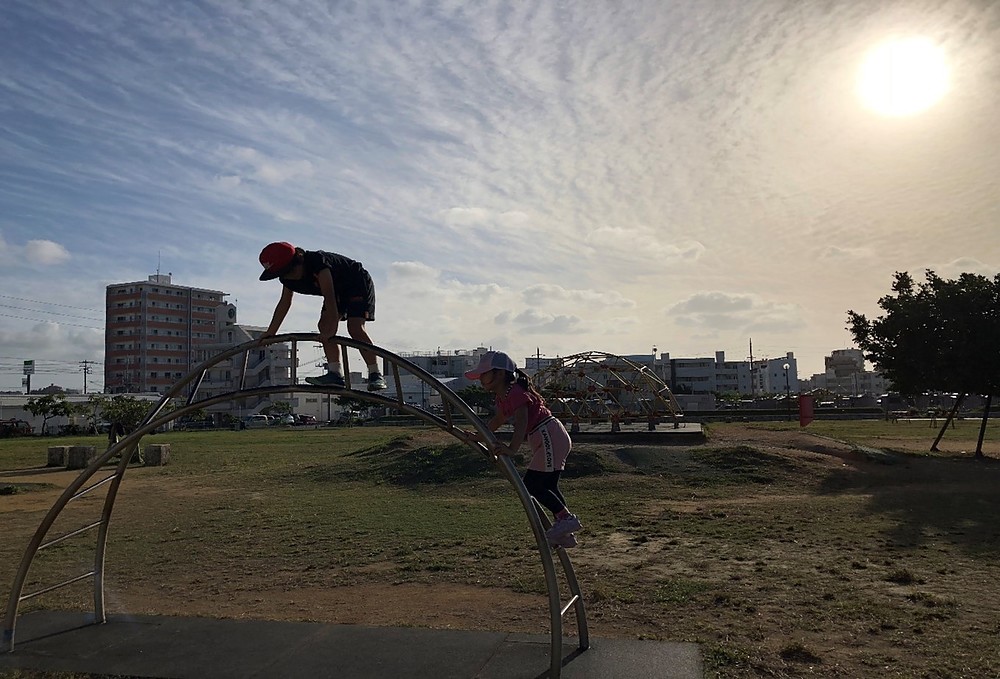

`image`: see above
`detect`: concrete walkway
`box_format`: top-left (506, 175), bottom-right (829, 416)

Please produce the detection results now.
top-left (1, 611), bottom-right (702, 679)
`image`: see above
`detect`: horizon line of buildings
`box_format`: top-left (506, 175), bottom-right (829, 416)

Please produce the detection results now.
top-left (6, 274), bottom-right (890, 420)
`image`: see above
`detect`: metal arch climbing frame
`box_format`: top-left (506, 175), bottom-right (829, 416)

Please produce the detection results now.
top-left (3, 334), bottom-right (588, 678)
top-left (533, 350), bottom-right (683, 420)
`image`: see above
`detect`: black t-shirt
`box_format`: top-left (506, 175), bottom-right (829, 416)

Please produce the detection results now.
top-left (279, 250), bottom-right (365, 298)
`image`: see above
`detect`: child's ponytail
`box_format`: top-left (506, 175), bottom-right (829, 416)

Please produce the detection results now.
top-left (514, 369), bottom-right (544, 402)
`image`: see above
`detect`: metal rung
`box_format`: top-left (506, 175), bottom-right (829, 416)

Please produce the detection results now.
top-left (20, 571), bottom-right (95, 602)
top-left (391, 363), bottom-right (403, 405)
top-left (560, 594), bottom-right (580, 617)
top-left (70, 474), bottom-right (116, 503)
top-left (39, 521), bottom-right (103, 551)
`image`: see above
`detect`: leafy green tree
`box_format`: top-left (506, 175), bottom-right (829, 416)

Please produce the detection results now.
top-left (24, 393), bottom-right (74, 435)
top-left (102, 395), bottom-right (156, 436)
top-left (335, 395), bottom-right (372, 419)
top-left (848, 270), bottom-right (1000, 456)
top-left (262, 400), bottom-right (293, 417)
top-left (456, 384), bottom-right (494, 415)
top-left (83, 394), bottom-right (110, 434)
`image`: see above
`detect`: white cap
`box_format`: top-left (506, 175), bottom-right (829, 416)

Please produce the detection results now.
top-left (464, 351), bottom-right (516, 379)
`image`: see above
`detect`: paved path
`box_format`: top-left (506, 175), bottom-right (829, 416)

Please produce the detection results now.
top-left (2, 611), bottom-right (702, 678)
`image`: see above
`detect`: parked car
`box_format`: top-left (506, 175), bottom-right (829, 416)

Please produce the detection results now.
top-left (244, 414), bottom-right (272, 429)
top-left (295, 414), bottom-right (318, 426)
top-left (279, 414), bottom-right (296, 425)
top-left (0, 419), bottom-right (33, 438)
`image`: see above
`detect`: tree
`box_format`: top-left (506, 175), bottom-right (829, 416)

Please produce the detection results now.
top-left (24, 393), bottom-right (74, 435)
top-left (334, 394), bottom-right (372, 420)
top-left (83, 394), bottom-right (110, 434)
top-left (261, 400), bottom-right (293, 417)
top-left (102, 395), bottom-right (156, 436)
top-left (848, 270), bottom-right (1000, 457)
top-left (456, 384), bottom-right (494, 415)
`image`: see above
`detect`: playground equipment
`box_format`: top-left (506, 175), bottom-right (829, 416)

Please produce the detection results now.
top-left (532, 351), bottom-right (682, 422)
top-left (3, 334), bottom-right (588, 678)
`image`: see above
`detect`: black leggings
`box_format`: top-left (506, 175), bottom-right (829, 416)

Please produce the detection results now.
top-left (523, 470), bottom-right (566, 517)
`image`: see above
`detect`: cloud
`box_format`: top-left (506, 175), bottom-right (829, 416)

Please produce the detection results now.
top-left (669, 291), bottom-right (804, 333)
top-left (521, 284), bottom-right (636, 308)
top-left (218, 146), bottom-right (316, 186)
top-left (25, 240), bottom-right (71, 265)
top-left (0, 234), bottom-right (71, 267)
top-left (937, 257), bottom-right (999, 279)
top-left (0, 322), bottom-right (104, 359)
top-left (585, 226), bottom-right (706, 266)
top-left (670, 292), bottom-right (755, 315)
top-left (495, 309), bottom-right (582, 335)
top-left (2, 0), bottom-right (999, 388)
top-left (386, 261), bottom-right (504, 303)
top-left (817, 245), bottom-right (874, 261)
top-left (439, 207), bottom-right (493, 225)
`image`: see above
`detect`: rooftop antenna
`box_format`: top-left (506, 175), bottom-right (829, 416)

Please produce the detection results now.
top-left (156, 251), bottom-right (161, 277)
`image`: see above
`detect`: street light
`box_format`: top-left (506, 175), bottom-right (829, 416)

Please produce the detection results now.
top-left (783, 363), bottom-right (791, 422)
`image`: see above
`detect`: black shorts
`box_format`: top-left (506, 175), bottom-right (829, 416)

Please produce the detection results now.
top-left (325, 268), bottom-right (376, 321)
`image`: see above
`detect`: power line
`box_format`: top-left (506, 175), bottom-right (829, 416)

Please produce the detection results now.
top-left (0, 312), bottom-right (104, 330)
top-left (0, 294), bottom-right (103, 313)
top-left (0, 358), bottom-right (103, 366)
top-left (0, 303), bottom-right (103, 322)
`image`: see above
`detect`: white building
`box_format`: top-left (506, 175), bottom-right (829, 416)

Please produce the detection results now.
top-left (799, 348), bottom-right (889, 396)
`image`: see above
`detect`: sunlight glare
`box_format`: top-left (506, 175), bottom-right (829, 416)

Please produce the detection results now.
top-left (857, 37), bottom-right (949, 117)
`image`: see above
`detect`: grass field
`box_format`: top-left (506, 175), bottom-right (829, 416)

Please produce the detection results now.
top-left (2, 420), bottom-right (999, 678)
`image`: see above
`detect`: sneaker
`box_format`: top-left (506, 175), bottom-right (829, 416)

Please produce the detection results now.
top-left (305, 372), bottom-right (346, 388)
top-left (367, 372), bottom-right (387, 391)
top-left (545, 514), bottom-right (583, 540)
top-left (548, 532), bottom-right (577, 549)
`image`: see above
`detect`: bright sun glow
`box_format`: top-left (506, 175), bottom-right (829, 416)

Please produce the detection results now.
top-left (857, 37), bottom-right (949, 117)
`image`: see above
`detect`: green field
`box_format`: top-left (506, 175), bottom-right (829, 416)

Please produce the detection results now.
top-left (2, 421), bottom-right (999, 678)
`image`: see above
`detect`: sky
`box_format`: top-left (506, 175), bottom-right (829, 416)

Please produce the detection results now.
top-left (1, 0), bottom-right (998, 393)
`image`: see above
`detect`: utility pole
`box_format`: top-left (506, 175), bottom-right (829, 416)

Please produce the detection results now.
top-left (80, 360), bottom-right (93, 394)
top-left (23, 360), bottom-right (34, 395)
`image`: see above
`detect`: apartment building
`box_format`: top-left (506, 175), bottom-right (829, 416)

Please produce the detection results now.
top-left (393, 348), bottom-right (489, 409)
top-left (104, 274), bottom-right (293, 421)
top-left (799, 349), bottom-right (889, 396)
top-left (104, 274), bottom-right (227, 394)
top-left (190, 307), bottom-right (293, 421)
top-left (399, 348), bottom-right (488, 378)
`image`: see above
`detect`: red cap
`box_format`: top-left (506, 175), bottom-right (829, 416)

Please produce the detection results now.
top-left (258, 242), bottom-right (296, 280)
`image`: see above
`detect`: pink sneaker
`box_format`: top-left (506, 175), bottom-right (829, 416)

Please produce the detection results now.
top-left (548, 532), bottom-right (577, 549)
top-left (545, 514), bottom-right (583, 539)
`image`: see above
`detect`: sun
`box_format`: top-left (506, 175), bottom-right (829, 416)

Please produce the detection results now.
top-left (857, 37), bottom-right (949, 117)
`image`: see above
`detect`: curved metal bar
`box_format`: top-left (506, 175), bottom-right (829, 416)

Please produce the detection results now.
top-left (534, 500), bottom-right (590, 650)
top-left (3, 434), bottom-right (138, 650)
top-left (4, 334), bottom-right (587, 677)
top-left (534, 349), bottom-right (682, 421)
